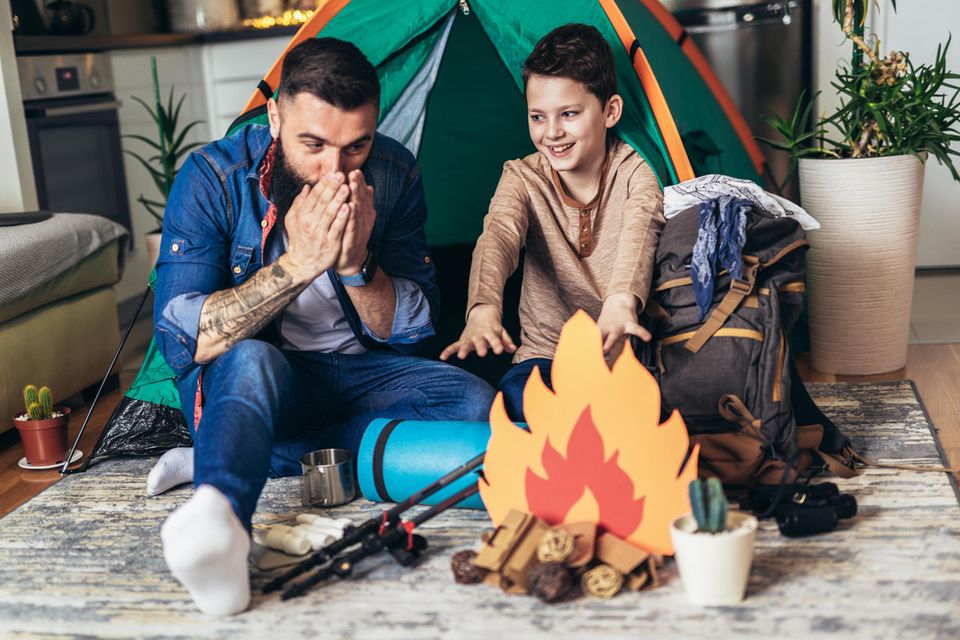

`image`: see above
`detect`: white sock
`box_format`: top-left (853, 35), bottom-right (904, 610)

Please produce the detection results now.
top-left (147, 447), bottom-right (195, 496)
top-left (161, 484), bottom-right (251, 616)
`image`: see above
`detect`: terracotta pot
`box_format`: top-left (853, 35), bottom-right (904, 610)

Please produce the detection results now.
top-left (799, 155), bottom-right (925, 375)
top-left (669, 511), bottom-right (758, 606)
top-left (13, 407), bottom-right (71, 466)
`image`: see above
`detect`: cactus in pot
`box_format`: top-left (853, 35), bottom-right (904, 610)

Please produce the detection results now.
top-left (14, 384), bottom-right (71, 467)
top-left (670, 477), bottom-right (759, 605)
top-left (689, 477), bottom-right (729, 533)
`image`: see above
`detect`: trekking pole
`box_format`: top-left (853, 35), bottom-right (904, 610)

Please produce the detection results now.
top-left (262, 451), bottom-right (485, 594)
top-left (281, 481), bottom-right (481, 600)
top-left (61, 285), bottom-right (152, 476)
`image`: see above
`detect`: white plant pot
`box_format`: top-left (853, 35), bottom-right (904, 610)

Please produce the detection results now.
top-left (144, 231), bottom-right (162, 272)
top-left (669, 511), bottom-right (758, 606)
top-left (799, 155), bottom-right (925, 375)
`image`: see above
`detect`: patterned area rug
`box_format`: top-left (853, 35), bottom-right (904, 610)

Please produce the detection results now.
top-left (0, 382), bottom-right (957, 639)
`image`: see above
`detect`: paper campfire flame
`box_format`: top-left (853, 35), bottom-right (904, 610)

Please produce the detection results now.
top-left (479, 311), bottom-right (698, 555)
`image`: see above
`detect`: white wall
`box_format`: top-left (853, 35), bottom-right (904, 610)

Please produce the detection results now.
top-left (0, 2), bottom-right (38, 212)
top-left (111, 46), bottom-right (211, 303)
top-left (814, 0), bottom-right (960, 267)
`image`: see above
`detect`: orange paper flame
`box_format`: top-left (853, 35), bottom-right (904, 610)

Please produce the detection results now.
top-left (479, 310), bottom-right (698, 555)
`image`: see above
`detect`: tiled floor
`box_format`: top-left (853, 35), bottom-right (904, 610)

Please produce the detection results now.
top-left (911, 271), bottom-right (960, 343)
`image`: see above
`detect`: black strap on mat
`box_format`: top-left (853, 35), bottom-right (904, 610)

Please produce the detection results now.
top-left (372, 419), bottom-right (402, 502)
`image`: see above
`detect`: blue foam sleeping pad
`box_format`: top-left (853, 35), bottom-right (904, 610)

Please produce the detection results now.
top-left (357, 419), bottom-right (492, 510)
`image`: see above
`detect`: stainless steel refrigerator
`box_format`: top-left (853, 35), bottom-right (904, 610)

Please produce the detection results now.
top-left (662, 0), bottom-right (811, 199)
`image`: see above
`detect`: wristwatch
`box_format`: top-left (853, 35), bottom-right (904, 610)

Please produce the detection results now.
top-left (338, 251), bottom-right (378, 287)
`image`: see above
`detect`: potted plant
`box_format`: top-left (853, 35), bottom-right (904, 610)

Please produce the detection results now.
top-left (123, 57), bottom-right (204, 269)
top-left (669, 477), bottom-right (758, 606)
top-left (13, 385), bottom-right (71, 467)
top-left (761, 0), bottom-right (960, 375)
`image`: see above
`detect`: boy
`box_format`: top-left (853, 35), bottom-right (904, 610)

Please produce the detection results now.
top-left (440, 23), bottom-right (664, 422)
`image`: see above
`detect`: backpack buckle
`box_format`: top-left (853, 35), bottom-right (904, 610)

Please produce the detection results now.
top-left (730, 257), bottom-right (761, 295)
top-left (730, 277), bottom-right (753, 295)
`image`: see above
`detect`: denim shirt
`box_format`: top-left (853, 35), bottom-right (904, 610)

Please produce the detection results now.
top-left (153, 124), bottom-right (439, 388)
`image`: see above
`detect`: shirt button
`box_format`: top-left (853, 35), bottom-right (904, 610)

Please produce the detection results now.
top-left (424, 256), bottom-right (431, 264)
top-left (581, 224), bottom-right (588, 232)
top-left (171, 243), bottom-right (180, 252)
top-left (261, 220), bottom-right (268, 228)
top-left (233, 265), bottom-right (242, 274)
top-left (580, 241), bottom-right (589, 249)
top-left (580, 210), bottom-right (589, 218)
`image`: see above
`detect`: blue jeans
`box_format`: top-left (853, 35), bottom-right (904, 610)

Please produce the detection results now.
top-left (497, 358), bottom-right (554, 423)
top-left (177, 340), bottom-right (496, 529)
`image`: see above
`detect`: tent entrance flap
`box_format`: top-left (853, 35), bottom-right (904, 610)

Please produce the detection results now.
top-left (379, 10), bottom-right (457, 155)
top-left (417, 8), bottom-right (534, 246)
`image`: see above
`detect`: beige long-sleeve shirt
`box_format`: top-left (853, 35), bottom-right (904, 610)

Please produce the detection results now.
top-left (467, 138), bottom-right (665, 363)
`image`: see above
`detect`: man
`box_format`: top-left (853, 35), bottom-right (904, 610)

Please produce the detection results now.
top-left (153, 38), bottom-right (495, 616)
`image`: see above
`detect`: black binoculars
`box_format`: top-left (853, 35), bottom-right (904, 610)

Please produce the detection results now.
top-left (740, 482), bottom-right (857, 537)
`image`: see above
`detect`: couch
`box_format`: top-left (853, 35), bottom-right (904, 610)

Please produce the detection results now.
top-left (0, 213), bottom-right (126, 432)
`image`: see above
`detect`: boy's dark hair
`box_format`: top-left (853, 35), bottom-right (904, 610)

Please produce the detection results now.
top-left (278, 38), bottom-right (380, 111)
top-left (522, 24), bottom-right (617, 105)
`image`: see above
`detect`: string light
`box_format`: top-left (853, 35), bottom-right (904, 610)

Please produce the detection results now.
top-left (241, 9), bottom-right (316, 30)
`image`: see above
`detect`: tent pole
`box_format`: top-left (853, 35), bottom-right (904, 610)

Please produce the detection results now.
top-left (60, 285), bottom-right (151, 476)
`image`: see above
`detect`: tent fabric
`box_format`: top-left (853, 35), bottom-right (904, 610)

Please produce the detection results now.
top-left (90, 0), bottom-right (767, 466)
top-left (378, 11), bottom-right (456, 155)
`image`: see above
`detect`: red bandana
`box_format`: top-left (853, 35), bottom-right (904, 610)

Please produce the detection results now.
top-left (258, 139), bottom-right (279, 254)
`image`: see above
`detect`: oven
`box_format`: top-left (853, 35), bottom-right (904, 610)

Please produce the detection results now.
top-left (18, 52), bottom-right (131, 232)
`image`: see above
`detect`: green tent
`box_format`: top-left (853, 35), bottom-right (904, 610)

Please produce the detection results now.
top-left (88, 0), bottom-right (766, 464)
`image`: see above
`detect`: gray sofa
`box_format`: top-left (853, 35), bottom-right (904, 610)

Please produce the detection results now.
top-left (1, 213), bottom-right (127, 431)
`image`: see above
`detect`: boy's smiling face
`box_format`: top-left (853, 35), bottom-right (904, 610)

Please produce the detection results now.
top-left (526, 74), bottom-right (622, 179)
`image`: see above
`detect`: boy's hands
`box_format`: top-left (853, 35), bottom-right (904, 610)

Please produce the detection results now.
top-left (440, 304), bottom-right (518, 361)
top-left (336, 170), bottom-right (377, 275)
top-left (282, 172), bottom-right (351, 283)
top-left (598, 293), bottom-right (651, 354)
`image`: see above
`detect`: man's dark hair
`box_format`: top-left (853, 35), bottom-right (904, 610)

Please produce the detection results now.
top-left (522, 24), bottom-right (617, 105)
top-left (278, 38), bottom-right (380, 110)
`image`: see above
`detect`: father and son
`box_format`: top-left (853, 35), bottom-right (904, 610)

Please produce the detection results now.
top-left (153, 24), bottom-right (665, 615)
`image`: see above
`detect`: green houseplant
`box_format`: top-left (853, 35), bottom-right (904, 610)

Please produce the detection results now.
top-left (761, 0), bottom-right (960, 375)
top-left (763, 0), bottom-right (960, 181)
top-left (669, 478), bottom-right (758, 606)
top-left (123, 57), bottom-right (204, 267)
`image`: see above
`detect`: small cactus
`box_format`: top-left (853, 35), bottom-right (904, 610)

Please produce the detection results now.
top-left (27, 402), bottom-right (44, 420)
top-left (23, 385), bottom-right (39, 415)
top-left (22, 384), bottom-right (54, 420)
top-left (689, 477), bottom-right (729, 533)
top-left (38, 386), bottom-right (53, 419)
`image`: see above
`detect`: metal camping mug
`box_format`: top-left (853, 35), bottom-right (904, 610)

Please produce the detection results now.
top-left (300, 448), bottom-right (356, 507)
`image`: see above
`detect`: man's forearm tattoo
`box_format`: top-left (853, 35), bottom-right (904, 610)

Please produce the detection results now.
top-left (198, 261), bottom-right (306, 354)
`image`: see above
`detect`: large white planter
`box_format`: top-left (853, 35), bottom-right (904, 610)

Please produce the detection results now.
top-left (799, 155), bottom-right (925, 375)
top-left (669, 511), bottom-right (758, 606)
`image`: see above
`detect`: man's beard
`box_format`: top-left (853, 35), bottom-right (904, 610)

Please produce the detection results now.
top-left (270, 137), bottom-right (311, 220)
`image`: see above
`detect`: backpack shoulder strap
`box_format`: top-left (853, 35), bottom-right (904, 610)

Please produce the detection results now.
top-left (684, 256), bottom-right (760, 353)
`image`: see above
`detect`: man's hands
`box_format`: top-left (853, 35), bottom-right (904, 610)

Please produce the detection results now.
top-left (597, 292), bottom-right (651, 354)
top-left (337, 170), bottom-right (376, 275)
top-left (440, 304), bottom-right (518, 361)
top-left (282, 172), bottom-right (351, 283)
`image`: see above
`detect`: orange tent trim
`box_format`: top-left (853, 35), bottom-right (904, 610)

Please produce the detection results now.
top-left (596, 0), bottom-right (695, 182)
top-left (634, 0), bottom-right (766, 175)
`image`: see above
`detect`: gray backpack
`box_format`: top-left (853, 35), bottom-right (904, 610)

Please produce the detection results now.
top-left (639, 204), bottom-right (853, 485)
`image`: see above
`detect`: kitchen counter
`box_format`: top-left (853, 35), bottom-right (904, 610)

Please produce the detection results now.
top-left (13, 25), bottom-right (299, 55)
